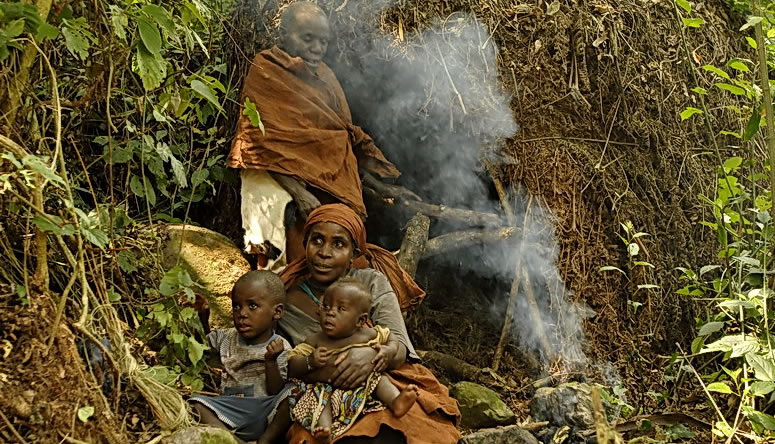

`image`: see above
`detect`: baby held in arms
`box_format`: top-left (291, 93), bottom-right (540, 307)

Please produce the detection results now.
top-left (287, 277), bottom-right (419, 442)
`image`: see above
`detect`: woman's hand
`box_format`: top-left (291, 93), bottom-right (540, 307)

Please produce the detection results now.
top-left (330, 347), bottom-right (378, 389)
top-left (371, 343), bottom-right (397, 373)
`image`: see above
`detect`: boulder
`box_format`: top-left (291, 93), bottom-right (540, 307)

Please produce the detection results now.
top-left (450, 381), bottom-right (515, 429)
top-left (530, 382), bottom-right (595, 429)
top-left (461, 425), bottom-right (539, 444)
top-left (161, 224), bottom-right (250, 327)
top-left (164, 426), bottom-right (239, 444)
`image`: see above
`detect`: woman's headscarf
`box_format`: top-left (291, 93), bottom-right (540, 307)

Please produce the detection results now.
top-left (279, 204), bottom-right (425, 312)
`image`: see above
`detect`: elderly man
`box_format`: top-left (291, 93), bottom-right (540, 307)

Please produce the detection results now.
top-left (228, 1), bottom-right (400, 270)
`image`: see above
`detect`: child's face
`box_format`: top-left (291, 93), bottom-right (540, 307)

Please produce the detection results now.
top-left (319, 285), bottom-right (367, 339)
top-left (231, 283), bottom-right (282, 345)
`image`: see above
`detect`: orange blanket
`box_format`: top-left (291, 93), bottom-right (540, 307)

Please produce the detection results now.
top-left (287, 363), bottom-right (461, 444)
top-left (228, 46), bottom-right (399, 217)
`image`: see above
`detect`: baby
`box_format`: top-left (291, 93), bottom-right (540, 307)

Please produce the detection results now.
top-left (287, 277), bottom-right (419, 441)
top-left (190, 270), bottom-right (291, 444)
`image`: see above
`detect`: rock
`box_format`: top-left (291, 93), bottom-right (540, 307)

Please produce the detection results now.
top-left (161, 225), bottom-right (250, 327)
top-left (530, 382), bottom-right (595, 429)
top-left (164, 426), bottom-right (239, 444)
top-left (450, 381), bottom-right (515, 429)
top-left (461, 425), bottom-right (539, 444)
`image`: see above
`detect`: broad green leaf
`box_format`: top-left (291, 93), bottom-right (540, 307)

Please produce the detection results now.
top-left (746, 353), bottom-right (775, 381)
top-left (170, 155), bottom-right (188, 188)
top-left (666, 424), bottom-right (695, 440)
top-left (23, 155), bottom-right (64, 186)
top-left (117, 250), bottom-right (138, 273)
top-left (730, 339), bottom-right (759, 358)
top-left (744, 105), bottom-right (762, 141)
top-left (675, 0), bottom-right (691, 13)
top-left (745, 408), bottom-right (775, 430)
top-left (243, 98), bottom-right (265, 135)
top-left (746, 36), bottom-right (757, 49)
top-left (691, 336), bottom-right (705, 354)
top-left (718, 300), bottom-right (755, 310)
top-left (740, 16), bottom-right (763, 32)
top-left (61, 18), bottom-right (93, 60)
top-left (146, 365), bottom-right (179, 386)
top-left (719, 130), bottom-right (741, 138)
top-left (723, 156), bottom-right (743, 171)
top-left (77, 406), bottom-right (95, 423)
top-left (5, 18), bottom-right (25, 38)
top-left (749, 381), bottom-right (775, 397)
top-left (701, 335), bottom-right (742, 353)
top-left (707, 382), bottom-right (732, 394)
top-left (691, 86), bottom-right (707, 95)
top-left (187, 338), bottom-right (206, 364)
top-left (633, 261), bottom-right (654, 268)
top-left (191, 169), bottom-right (209, 188)
top-left (703, 65), bottom-right (730, 80)
top-left (136, 17), bottom-right (162, 54)
top-left (108, 5), bottom-right (127, 40)
top-left (141, 5), bottom-right (174, 34)
top-left (81, 225), bottom-right (108, 249)
top-left (32, 214), bottom-right (75, 236)
top-left (35, 22), bottom-right (58, 42)
top-left (698, 321), bottom-right (724, 336)
top-left (680, 107), bottom-right (702, 120)
top-left (714, 83), bottom-right (746, 96)
top-left (681, 17), bottom-right (705, 28)
top-left (699, 264), bottom-right (720, 276)
top-left (191, 79), bottom-right (223, 113)
top-left (727, 60), bottom-right (749, 72)
top-left (136, 44), bottom-right (166, 90)
top-left (129, 175), bottom-right (145, 197)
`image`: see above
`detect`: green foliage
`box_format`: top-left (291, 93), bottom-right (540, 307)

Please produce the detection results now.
top-left (674, 1), bottom-right (775, 439)
top-left (137, 266), bottom-right (208, 391)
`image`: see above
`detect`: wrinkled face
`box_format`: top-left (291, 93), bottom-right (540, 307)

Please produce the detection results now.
top-left (306, 222), bottom-right (355, 285)
top-left (280, 9), bottom-right (330, 71)
top-left (231, 282), bottom-right (282, 345)
top-left (319, 285), bottom-right (368, 339)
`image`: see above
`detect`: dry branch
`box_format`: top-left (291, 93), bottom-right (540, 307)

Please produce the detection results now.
top-left (399, 199), bottom-right (502, 226)
top-left (421, 227), bottom-right (517, 259)
top-left (397, 213), bottom-right (430, 278)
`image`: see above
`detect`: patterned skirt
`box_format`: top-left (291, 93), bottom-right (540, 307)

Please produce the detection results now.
top-left (288, 373), bottom-right (384, 438)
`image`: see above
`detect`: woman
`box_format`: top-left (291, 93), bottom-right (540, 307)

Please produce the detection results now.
top-left (278, 204), bottom-right (460, 443)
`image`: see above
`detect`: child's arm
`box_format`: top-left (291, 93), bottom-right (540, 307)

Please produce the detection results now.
top-left (264, 338), bottom-right (286, 395)
top-left (288, 336), bottom-right (330, 378)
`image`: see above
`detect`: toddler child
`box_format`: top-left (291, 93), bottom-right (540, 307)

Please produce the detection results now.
top-left (190, 270), bottom-right (291, 443)
top-left (286, 277), bottom-right (419, 442)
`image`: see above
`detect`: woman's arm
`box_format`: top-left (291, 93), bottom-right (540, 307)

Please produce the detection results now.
top-left (269, 172), bottom-right (320, 217)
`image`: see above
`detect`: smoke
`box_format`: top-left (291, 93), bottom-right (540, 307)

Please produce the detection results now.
top-left (319, 2), bottom-right (590, 366)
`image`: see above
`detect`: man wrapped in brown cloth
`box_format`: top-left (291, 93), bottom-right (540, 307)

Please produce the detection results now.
top-left (228, 1), bottom-right (401, 271)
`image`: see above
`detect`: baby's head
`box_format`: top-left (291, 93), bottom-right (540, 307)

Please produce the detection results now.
top-left (231, 270), bottom-right (286, 344)
top-left (318, 277), bottom-right (372, 339)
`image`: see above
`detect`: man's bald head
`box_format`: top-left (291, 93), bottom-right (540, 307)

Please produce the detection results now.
top-left (278, 1), bottom-right (330, 71)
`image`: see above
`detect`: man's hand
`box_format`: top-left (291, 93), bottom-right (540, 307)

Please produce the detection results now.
top-left (265, 338), bottom-right (285, 361)
top-left (370, 343), bottom-right (397, 373)
top-left (311, 347), bottom-right (330, 369)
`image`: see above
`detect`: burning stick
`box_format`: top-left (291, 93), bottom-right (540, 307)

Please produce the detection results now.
top-left (486, 161), bottom-right (554, 371)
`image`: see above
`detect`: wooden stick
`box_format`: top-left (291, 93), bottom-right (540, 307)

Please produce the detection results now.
top-left (421, 227), bottom-right (518, 259)
top-left (521, 265), bottom-right (554, 362)
top-left (399, 199), bottom-right (502, 227)
top-left (397, 213), bottom-right (430, 278)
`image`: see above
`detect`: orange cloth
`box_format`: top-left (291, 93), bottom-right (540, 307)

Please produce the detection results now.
top-left (228, 46), bottom-right (399, 217)
top-left (286, 363), bottom-right (461, 444)
top-left (279, 204), bottom-right (426, 312)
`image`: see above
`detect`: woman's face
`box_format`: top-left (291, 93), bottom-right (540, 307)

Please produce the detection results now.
top-left (306, 222), bottom-right (355, 284)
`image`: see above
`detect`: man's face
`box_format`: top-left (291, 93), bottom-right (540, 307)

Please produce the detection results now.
top-left (231, 283), bottom-right (281, 345)
top-left (280, 9), bottom-right (330, 71)
top-left (319, 285), bottom-right (367, 339)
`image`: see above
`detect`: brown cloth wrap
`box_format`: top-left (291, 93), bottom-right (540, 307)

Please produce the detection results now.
top-left (280, 204), bottom-right (459, 443)
top-left (279, 204), bottom-right (425, 312)
top-left (228, 46), bottom-right (399, 217)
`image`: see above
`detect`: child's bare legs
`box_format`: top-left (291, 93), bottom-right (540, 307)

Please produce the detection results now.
top-left (313, 403), bottom-right (333, 442)
top-left (374, 378), bottom-right (419, 418)
top-left (193, 403), bottom-right (248, 444)
top-left (257, 398), bottom-right (291, 444)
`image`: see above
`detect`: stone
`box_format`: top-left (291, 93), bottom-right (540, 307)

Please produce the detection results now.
top-left (164, 426), bottom-right (239, 444)
top-left (530, 382), bottom-right (595, 429)
top-left (461, 425), bottom-right (539, 444)
top-left (450, 381), bottom-right (515, 429)
top-left (161, 224), bottom-right (250, 327)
